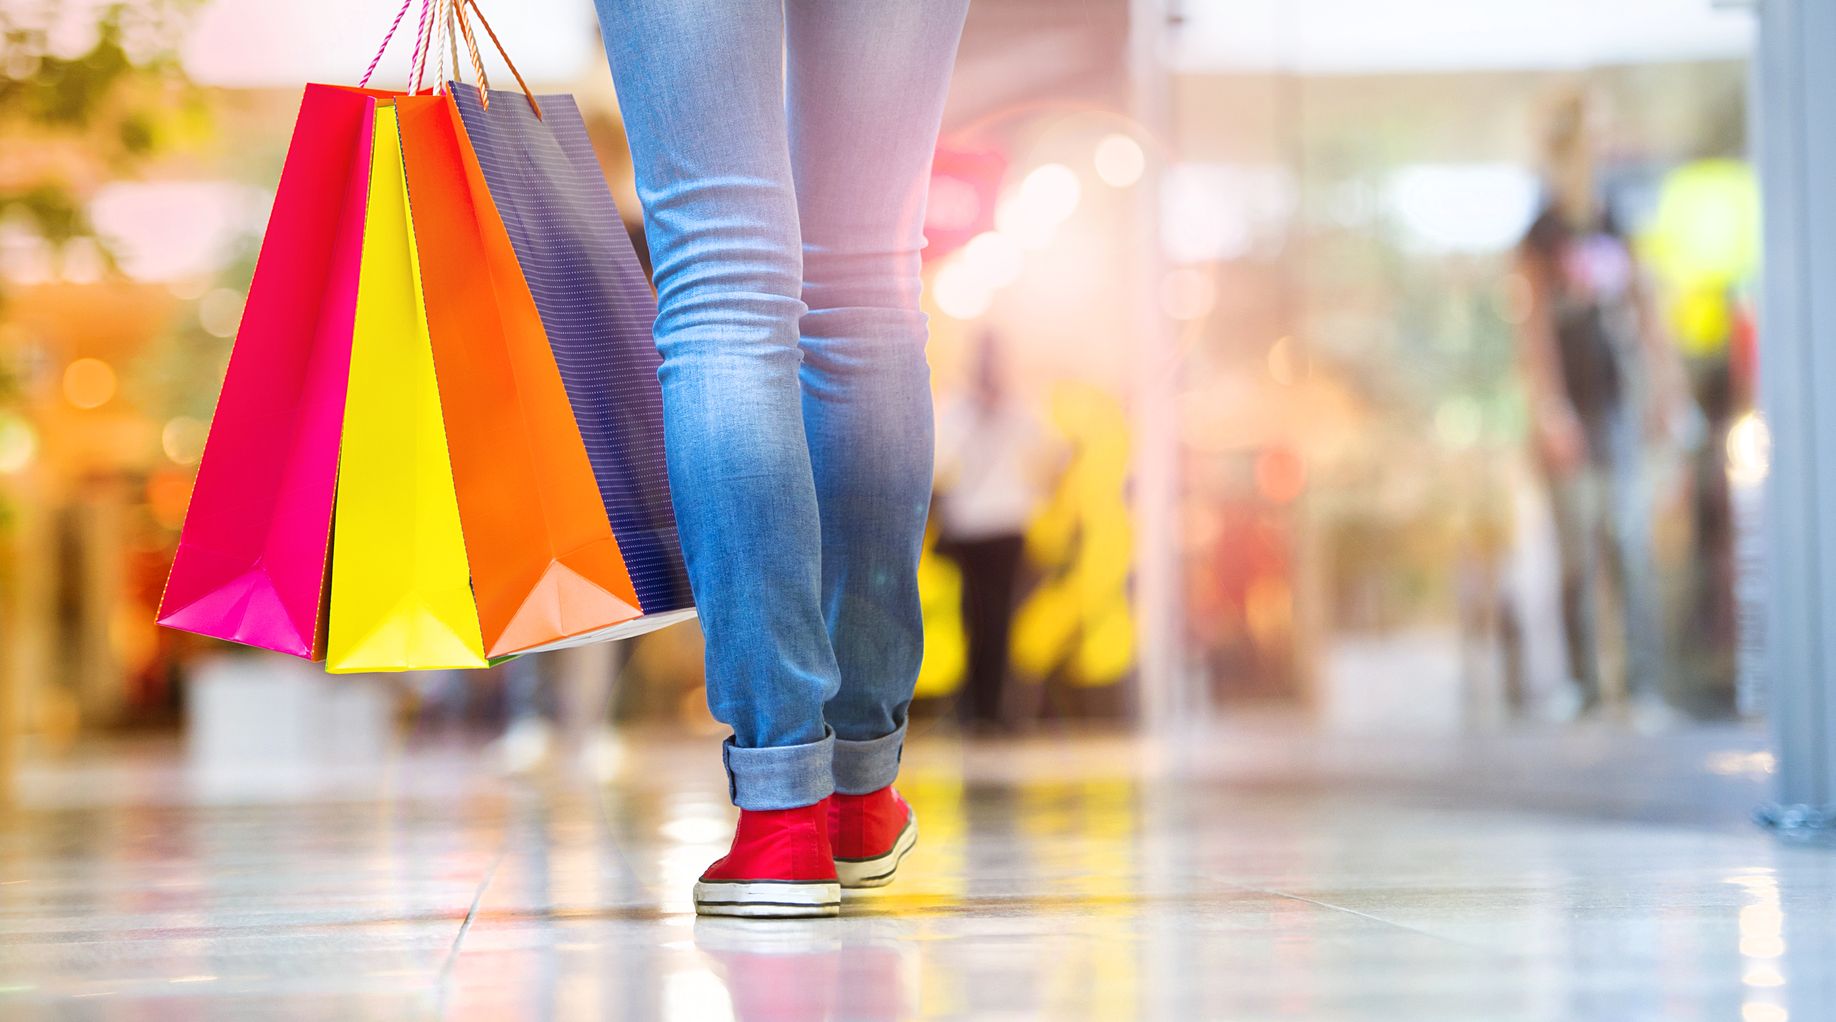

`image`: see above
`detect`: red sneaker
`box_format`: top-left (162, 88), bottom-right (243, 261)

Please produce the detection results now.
top-left (694, 800), bottom-right (841, 918)
top-left (828, 786), bottom-right (918, 889)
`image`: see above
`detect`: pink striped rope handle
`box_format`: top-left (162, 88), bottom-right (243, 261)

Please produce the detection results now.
top-left (408, 0), bottom-right (435, 90)
top-left (357, 0), bottom-right (427, 89)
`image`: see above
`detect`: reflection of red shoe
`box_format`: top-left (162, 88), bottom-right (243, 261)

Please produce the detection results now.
top-left (693, 919), bottom-right (843, 1020)
top-left (695, 800), bottom-right (841, 918)
top-left (829, 786), bottom-right (918, 889)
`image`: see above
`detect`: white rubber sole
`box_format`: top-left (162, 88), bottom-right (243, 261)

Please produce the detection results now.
top-left (835, 816), bottom-right (918, 889)
top-left (692, 880), bottom-right (842, 918)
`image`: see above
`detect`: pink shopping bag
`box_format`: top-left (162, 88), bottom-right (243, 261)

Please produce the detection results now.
top-left (157, 85), bottom-right (392, 658)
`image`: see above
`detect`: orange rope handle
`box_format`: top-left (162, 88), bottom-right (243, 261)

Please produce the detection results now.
top-left (452, 0), bottom-right (492, 106)
top-left (459, 0), bottom-right (544, 120)
top-left (445, 1), bottom-right (460, 91)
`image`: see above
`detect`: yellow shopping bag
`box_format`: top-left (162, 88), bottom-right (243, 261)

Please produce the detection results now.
top-left (325, 104), bottom-right (488, 673)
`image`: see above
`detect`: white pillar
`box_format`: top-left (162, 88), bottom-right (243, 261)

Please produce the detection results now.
top-left (1127, 0), bottom-right (1188, 731)
top-left (1754, 0), bottom-right (1836, 831)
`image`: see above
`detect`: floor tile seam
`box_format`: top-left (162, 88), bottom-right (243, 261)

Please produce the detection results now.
top-left (433, 846), bottom-right (508, 1018)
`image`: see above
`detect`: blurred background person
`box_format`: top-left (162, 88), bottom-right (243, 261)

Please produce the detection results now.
top-left (1516, 89), bottom-right (1690, 726)
top-left (485, 645), bottom-right (626, 781)
top-left (933, 331), bottom-right (1059, 732)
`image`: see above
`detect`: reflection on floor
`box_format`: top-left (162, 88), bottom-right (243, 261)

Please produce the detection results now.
top-left (1, 721), bottom-right (1833, 1021)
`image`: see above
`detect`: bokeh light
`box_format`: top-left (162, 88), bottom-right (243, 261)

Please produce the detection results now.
top-left (1385, 163), bottom-right (1540, 254)
top-left (995, 163), bottom-right (1082, 249)
top-left (162, 416), bottom-right (210, 465)
top-left (1093, 133), bottom-right (1146, 188)
top-left (1728, 411), bottom-right (1771, 488)
top-left (959, 230), bottom-right (1025, 288)
top-left (1255, 447), bottom-right (1307, 504)
top-left (198, 288), bottom-right (245, 339)
top-left (63, 357), bottom-right (118, 409)
top-left (0, 414), bottom-right (37, 473)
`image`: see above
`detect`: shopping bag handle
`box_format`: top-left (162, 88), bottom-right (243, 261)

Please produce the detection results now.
top-left (363, 0), bottom-right (543, 119)
top-left (357, 0), bottom-right (454, 95)
top-left (415, 0), bottom-right (456, 97)
top-left (416, 0), bottom-right (446, 95)
top-left (402, 0), bottom-right (543, 119)
top-left (451, 0), bottom-right (545, 120)
top-left (358, 0), bottom-right (425, 89)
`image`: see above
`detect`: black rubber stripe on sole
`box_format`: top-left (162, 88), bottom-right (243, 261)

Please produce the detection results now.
top-left (696, 901), bottom-right (843, 909)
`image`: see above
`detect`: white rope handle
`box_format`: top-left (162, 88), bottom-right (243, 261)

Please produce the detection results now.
top-left (436, 0), bottom-right (457, 95)
top-left (407, 0), bottom-right (435, 90)
top-left (414, 0), bottom-right (446, 93)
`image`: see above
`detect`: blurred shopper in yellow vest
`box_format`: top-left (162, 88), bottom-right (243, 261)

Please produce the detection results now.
top-left (934, 332), bottom-right (1061, 732)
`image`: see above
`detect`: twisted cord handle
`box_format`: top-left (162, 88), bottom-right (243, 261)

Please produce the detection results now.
top-left (456, 0), bottom-right (544, 120)
top-left (358, 0), bottom-right (419, 89)
top-left (452, 0), bottom-right (492, 99)
top-left (407, 0), bottom-right (435, 91)
top-left (380, 0), bottom-right (542, 120)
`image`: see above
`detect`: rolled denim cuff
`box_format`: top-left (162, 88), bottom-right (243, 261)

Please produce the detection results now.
top-left (722, 728), bottom-right (835, 810)
top-left (832, 721), bottom-right (907, 795)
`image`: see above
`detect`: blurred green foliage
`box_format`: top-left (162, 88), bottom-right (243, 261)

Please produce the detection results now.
top-left (0, 2), bottom-right (205, 259)
top-left (0, 2), bottom-right (211, 422)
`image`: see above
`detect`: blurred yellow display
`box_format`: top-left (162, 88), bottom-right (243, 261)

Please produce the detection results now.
top-left (913, 528), bottom-right (967, 699)
top-left (1012, 384), bottom-right (1135, 688)
top-left (1641, 158), bottom-right (1760, 356)
top-left (325, 105), bottom-right (487, 674)
top-left (914, 384), bottom-right (1136, 699)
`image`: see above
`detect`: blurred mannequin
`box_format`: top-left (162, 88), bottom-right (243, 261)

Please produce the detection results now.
top-left (933, 333), bottom-right (1056, 731)
top-left (1515, 89), bottom-right (1685, 725)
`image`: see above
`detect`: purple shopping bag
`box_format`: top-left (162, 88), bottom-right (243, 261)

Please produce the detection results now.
top-left (450, 84), bottom-right (692, 615)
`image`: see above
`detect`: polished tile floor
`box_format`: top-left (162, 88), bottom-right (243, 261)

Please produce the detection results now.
top-left (2, 721), bottom-right (1833, 1020)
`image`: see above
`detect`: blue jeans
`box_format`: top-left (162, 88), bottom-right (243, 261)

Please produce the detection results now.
top-left (595, 0), bottom-right (969, 809)
top-left (1550, 407), bottom-right (1665, 703)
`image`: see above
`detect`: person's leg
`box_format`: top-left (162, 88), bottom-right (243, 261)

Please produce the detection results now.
top-left (1603, 409), bottom-right (1666, 702)
top-left (952, 537), bottom-right (997, 726)
top-left (953, 535), bottom-right (1023, 727)
top-left (1548, 469), bottom-right (1601, 706)
top-left (491, 654), bottom-right (554, 775)
top-left (785, 0), bottom-right (971, 796)
top-left (973, 534), bottom-right (1026, 725)
top-left (554, 642), bottom-right (623, 782)
top-left (598, 0), bottom-right (839, 811)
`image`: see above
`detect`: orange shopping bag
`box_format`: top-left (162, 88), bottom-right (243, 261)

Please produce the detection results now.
top-left (395, 92), bottom-right (645, 658)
